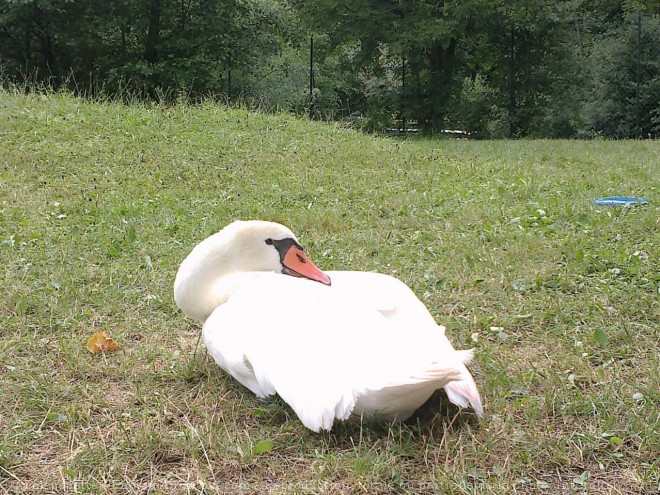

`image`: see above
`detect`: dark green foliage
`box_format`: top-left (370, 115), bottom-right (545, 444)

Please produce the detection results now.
top-left (582, 12), bottom-right (660, 138)
top-left (0, 0), bottom-right (293, 100)
top-left (0, 0), bottom-right (658, 136)
top-left (295, 0), bottom-right (658, 137)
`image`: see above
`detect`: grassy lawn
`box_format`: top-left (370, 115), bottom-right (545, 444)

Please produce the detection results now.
top-left (0, 91), bottom-right (658, 494)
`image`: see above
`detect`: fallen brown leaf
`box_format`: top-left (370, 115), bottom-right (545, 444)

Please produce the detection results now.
top-left (87, 331), bottom-right (120, 354)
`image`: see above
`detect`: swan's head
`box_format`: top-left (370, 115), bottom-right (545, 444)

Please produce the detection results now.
top-left (224, 220), bottom-right (331, 285)
top-left (174, 220), bottom-right (330, 321)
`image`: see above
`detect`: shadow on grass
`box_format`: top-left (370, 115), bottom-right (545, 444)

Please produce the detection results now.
top-left (321, 389), bottom-right (480, 445)
top-left (189, 354), bottom-right (480, 442)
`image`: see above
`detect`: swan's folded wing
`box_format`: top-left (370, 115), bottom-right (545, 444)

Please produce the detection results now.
top-left (203, 275), bottom-right (373, 431)
top-left (203, 273), bottom-right (481, 430)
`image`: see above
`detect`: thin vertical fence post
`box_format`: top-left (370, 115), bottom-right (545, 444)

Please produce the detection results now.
top-left (401, 55), bottom-right (406, 133)
top-left (636, 12), bottom-right (642, 138)
top-left (309, 36), bottom-right (314, 119)
top-left (508, 27), bottom-right (515, 137)
top-left (227, 50), bottom-right (232, 103)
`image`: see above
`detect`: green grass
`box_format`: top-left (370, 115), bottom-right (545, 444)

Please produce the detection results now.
top-left (1, 90), bottom-right (658, 494)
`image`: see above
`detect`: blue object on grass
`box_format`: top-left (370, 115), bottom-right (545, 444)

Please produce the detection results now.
top-left (593, 196), bottom-right (648, 207)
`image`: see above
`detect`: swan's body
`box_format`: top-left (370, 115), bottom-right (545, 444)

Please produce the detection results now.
top-left (174, 220), bottom-right (483, 431)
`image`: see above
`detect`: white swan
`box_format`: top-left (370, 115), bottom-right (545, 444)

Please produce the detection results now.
top-left (174, 220), bottom-right (483, 431)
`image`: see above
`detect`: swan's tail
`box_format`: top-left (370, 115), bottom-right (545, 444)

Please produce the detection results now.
top-left (353, 364), bottom-right (462, 423)
top-left (443, 349), bottom-right (484, 418)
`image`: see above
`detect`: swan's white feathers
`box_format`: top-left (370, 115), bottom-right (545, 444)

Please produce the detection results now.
top-left (175, 220), bottom-right (484, 431)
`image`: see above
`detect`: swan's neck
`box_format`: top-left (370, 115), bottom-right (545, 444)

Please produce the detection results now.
top-left (174, 231), bottom-right (270, 322)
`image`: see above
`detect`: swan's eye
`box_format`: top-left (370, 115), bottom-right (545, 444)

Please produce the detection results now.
top-left (265, 238), bottom-right (274, 245)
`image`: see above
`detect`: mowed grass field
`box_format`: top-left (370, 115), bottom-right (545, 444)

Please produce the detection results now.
top-left (0, 91), bottom-right (658, 495)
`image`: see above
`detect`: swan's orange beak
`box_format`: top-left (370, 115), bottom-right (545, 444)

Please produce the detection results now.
top-left (282, 245), bottom-right (331, 286)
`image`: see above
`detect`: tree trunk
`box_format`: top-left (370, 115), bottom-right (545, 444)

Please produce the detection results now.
top-left (32, 0), bottom-right (56, 76)
top-left (425, 38), bottom-right (456, 131)
top-left (144, 0), bottom-right (161, 65)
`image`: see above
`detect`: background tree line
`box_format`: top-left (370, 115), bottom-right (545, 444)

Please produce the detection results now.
top-left (1, 0), bottom-right (658, 137)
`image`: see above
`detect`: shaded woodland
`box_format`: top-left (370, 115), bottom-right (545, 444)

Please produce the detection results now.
top-left (1, 0), bottom-right (658, 137)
